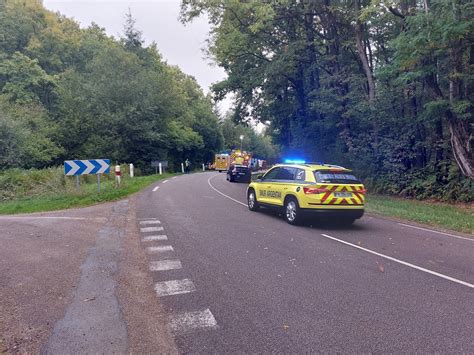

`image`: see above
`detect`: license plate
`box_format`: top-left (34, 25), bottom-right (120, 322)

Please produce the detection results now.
top-left (334, 192), bottom-right (352, 198)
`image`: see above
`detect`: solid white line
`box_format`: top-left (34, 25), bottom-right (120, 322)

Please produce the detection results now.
top-left (162, 180), bottom-right (169, 184)
top-left (207, 175), bottom-right (247, 207)
top-left (0, 216), bottom-right (89, 220)
top-left (137, 218), bottom-right (158, 220)
top-left (154, 279), bottom-right (196, 297)
top-left (146, 245), bottom-right (174, 254)
top-left (169, 309), bottom-right (218, 333)
top-left (321, 233), bottom-right (474, 289)
top-left (397, 223), bottom-right (473, 242)
top-left (139, 220), bottom-right (161, 225)
top-left (142, 235), bottom-right (168, 242)
top-left (140, 226), bottom-right (164, 233)
top-left (172, 176), bottom-right (178, 179)
top-left (149, 260), bottom-right (182, 272)
top-left (152, 186), bottom-right (160, 192)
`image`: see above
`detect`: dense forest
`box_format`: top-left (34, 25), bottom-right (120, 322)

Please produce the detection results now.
top-left (181, 0), bottom-right (473, 201)
top-left (0, 0), bottom-right (275, 173)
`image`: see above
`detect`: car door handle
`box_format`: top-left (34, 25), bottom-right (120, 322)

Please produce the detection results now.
top-left (267, 185), bottom-right (272, 188)
top-left (283, 187), bottom-right (288, 190)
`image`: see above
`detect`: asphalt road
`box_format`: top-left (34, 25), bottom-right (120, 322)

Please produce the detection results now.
top-left (136, 171), bottom-right (474, 353)
top-left (1, 172), bottom-right (472, 353)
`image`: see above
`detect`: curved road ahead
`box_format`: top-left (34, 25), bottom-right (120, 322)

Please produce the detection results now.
top-left (136, 172), bottom-right (474, 353)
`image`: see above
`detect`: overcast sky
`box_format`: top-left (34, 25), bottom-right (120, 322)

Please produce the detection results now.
top-left (43, 0), bottom-right (232, 113)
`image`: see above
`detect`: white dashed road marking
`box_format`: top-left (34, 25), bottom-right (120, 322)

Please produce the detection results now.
top-left (140, 226), bottom-right (164, 233)
top-left (152, 186), bottom-right (160, 192)
top-left (169, 309), bottom-right (218, 334)
top-left (139, 220), bottom-right (161, 225)
top-left (162, 180), bottom-right (169, 184)
top-left (154, 279), bottom-right (196, 297)
top-left (149, 260), bottom-right (182, 272)
top-left (321, 233), bottom-right (474, 289)
top-left (146, 245), bottom-right (174, 254)
top-left (142, 235), bottom-right (168, 242)
top-left (397, 223), bottom-right (473, 242)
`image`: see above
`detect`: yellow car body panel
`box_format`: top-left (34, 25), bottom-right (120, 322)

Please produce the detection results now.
top-left (248, 163), bottom-right (365, 215)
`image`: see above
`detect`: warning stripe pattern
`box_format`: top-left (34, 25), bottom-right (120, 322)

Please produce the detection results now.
top-left (320, 185), bottom-right (365, 205)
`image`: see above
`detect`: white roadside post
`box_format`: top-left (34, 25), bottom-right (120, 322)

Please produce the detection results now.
top-left (129, 163), bottom-right (134, 178)
top-left (202, 163), bottom-right (205, 171)
top-left (159, 162), bottom-right (163, 175)
top-left (115, 165), bottom-right (121, 187)
top-left (181, 163), bottom-right (185, 174)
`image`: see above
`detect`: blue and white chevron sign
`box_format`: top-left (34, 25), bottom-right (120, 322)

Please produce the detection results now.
top-left (64, 159), bottom-right (110, 176)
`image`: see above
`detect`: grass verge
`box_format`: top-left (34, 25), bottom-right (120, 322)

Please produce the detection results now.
top-left (0, 173), bottom-right (175, 215)
top-left (366, 194), bottom-right (473, 235)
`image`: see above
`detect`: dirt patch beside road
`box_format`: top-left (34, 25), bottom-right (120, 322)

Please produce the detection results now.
top-left (0, 205), bottom-right (113, 353)
top-left (116, 196), bottom-right (177, 354)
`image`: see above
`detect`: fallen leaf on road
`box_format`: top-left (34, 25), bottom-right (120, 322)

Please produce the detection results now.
top-left (283, 324), bottom-right (289, 330)
top-left (83, 297), bottom-right (96, 302)
top-left (357, 241), bottom-right (362, 245)
top-left (379, 264), bottom-right (385, 272)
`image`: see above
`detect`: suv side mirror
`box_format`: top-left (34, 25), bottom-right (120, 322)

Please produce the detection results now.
top-left (257, 174), bottom-right (263, 180)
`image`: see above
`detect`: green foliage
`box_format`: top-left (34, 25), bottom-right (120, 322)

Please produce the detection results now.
top-left (181, 0), bottom-right (474, 202)
top-left (0, 0), bottom-right (224, 174)
top-left (0, 167), bottom-right (176, 214)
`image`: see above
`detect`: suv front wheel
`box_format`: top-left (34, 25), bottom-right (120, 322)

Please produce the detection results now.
top-left (247, 189), bottom-right (259, 211)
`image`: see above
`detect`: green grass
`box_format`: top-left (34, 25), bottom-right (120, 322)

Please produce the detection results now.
top-left (0, 173), bottom-right (176, 215)
top-left (366, 194), bottom-right (473, 235)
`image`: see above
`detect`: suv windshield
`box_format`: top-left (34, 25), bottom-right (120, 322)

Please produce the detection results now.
top-left (314, 171), bottom-right (360, 184)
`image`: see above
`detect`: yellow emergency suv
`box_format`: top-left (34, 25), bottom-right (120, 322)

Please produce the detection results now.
top-left (247, 162), bottom-right (366, 225)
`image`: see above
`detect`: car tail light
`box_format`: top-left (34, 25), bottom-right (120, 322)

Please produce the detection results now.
top-left (303, 186), bottom-right (329, 194)
top-left (358, 188), bottom-right (367, 194)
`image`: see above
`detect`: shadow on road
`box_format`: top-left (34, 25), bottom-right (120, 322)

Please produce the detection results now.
top-left (256, 206), bottom-right (368, 232)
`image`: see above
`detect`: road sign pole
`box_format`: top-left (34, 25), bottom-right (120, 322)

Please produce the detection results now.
top-left (97, 174), bottom-right (101, 193)
top-left (76, 175), bottom-right (80, 190)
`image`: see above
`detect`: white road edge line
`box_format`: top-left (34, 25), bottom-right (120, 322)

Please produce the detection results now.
top-left (154, 279), bottom-right (196, 297)
top-left (169, 309), bottom-right (218, 333)
top-left (172, 176), bottom-right (178, 179)
top-left (162, 180), bottom-right (169, 184)
top-left (153, 186), bottom-right (160, 192)
top-left (140, 226), bottom-right (164, 233)
top-left (207, 175), bottom-right (473, 288)
top-left (149, 260), bottom-right (182, 272)
top-left (142, 235), bottom-right (168, 242)
top-left (321, 233), bottom-right (474, 289)
top-left (0, 216), bottom-right (89, 220)
top-left (397, 223), bottom-right (473, 242)
top-left (207, 175), bottom-right (247, 207)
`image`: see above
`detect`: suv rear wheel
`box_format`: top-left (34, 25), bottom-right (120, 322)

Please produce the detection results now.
top-left (284, 197), bottom-right (302, 225)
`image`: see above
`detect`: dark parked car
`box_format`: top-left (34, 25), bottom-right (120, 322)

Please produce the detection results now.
top-left (226, 164), bottom-right (251, 183)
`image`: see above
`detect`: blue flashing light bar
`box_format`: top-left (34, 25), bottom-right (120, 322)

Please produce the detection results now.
top-left (284, 159), bottom-right (306, 164)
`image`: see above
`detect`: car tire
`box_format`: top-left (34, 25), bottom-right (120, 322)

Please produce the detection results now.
top-left (247, 189), bottom-right (259, 211)
top-left (284, 197), bottom-right (302, 225)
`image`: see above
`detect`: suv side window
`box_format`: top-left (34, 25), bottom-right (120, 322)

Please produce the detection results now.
top-left (262, 167), bottom-right (280, 181)
top-left (276, 167), bottom-right (296, 181)
top-left (295, 168), bottom-right (305, 181)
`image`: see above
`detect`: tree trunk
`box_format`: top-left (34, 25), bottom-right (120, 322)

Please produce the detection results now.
top-left (447, 111), bottom-right (474, 178)
top-left (354, 0), bottom-right (375, 104)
